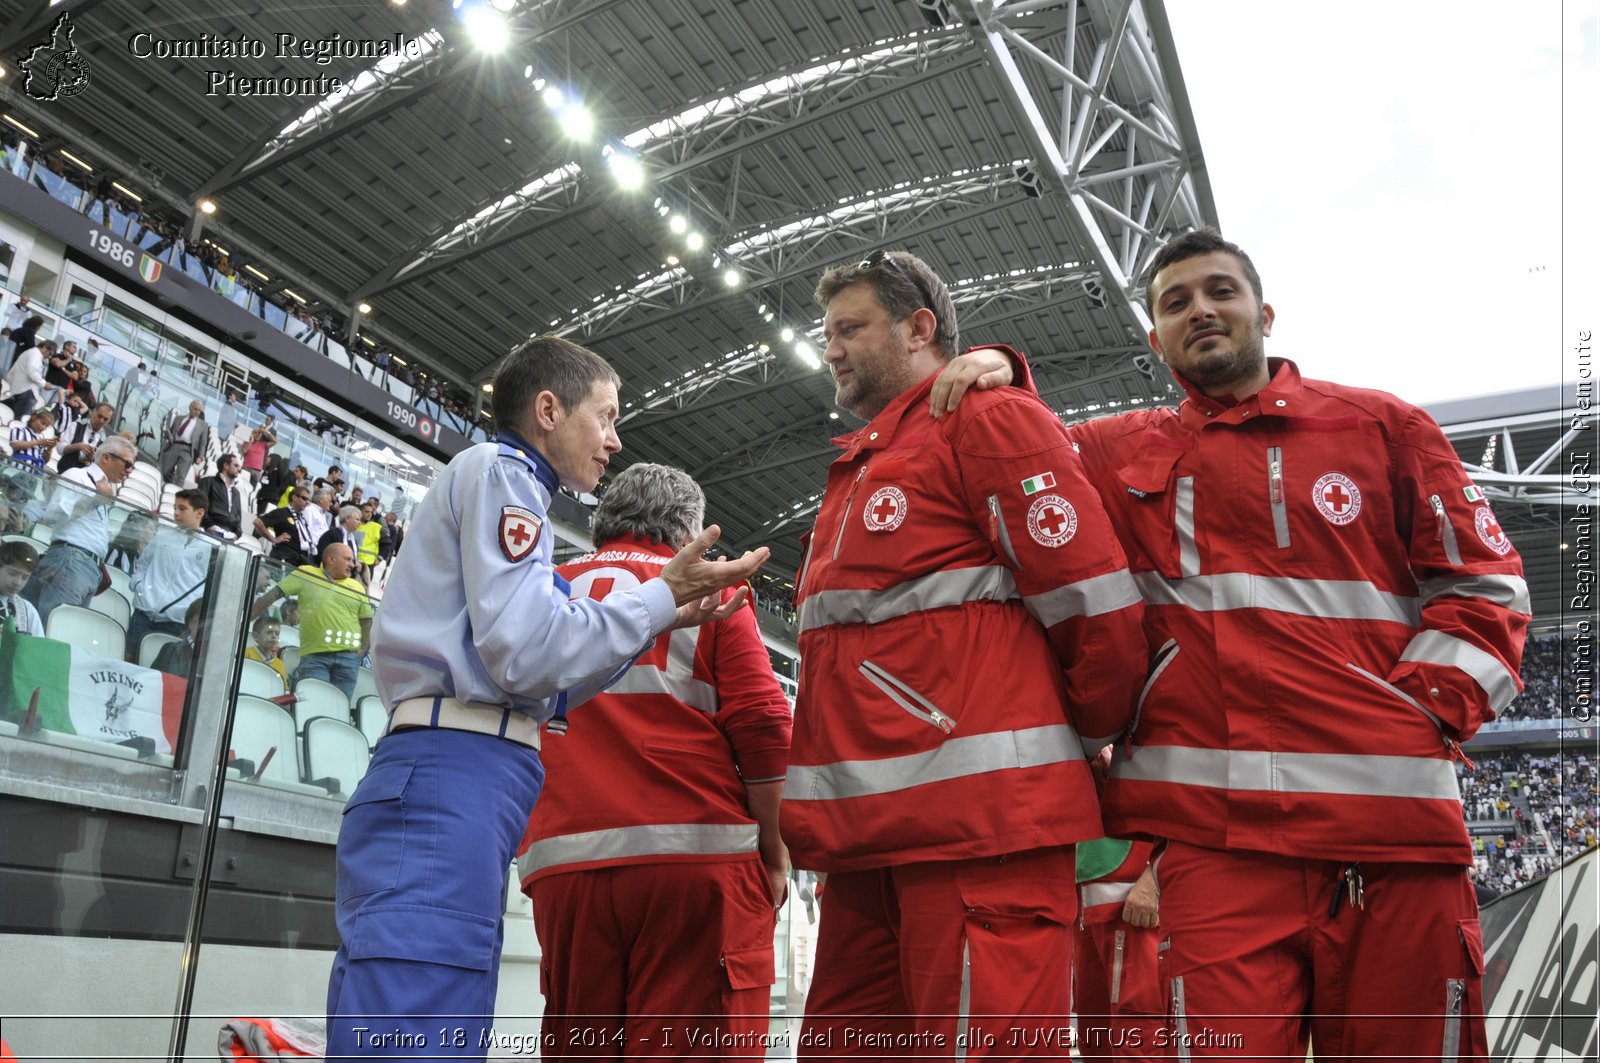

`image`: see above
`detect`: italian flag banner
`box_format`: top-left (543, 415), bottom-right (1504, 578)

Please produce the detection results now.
top-left (2, 629), bottom-right (185, 753)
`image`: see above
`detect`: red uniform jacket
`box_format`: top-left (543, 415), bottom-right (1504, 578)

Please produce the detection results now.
top-left (1071, 360), bottom-right (1529, 865)
top-left (783, 364), bottom-right (1146, 873)
top-left (518, 536), bottom-right (792, 887)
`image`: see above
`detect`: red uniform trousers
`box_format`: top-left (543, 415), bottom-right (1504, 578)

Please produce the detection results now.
top-left (1156, 843), bottom-right (1486, 1062)
top-left (530, 856), bottom-right (777, 1060)
top-left (800, 847), bottom-right (1076, 1059)
top-left (1072, 921), bottom-right (1164, 1059)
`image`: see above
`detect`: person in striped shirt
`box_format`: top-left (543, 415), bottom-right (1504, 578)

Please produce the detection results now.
top-left (8, 409), bottom-right (58, 470)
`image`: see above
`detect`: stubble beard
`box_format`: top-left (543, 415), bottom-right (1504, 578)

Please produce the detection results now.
top-left (1184, 318), bottom-right (1267, 393)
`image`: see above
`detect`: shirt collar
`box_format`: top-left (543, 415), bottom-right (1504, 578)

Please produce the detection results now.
top-left (831, 375), bottom-right (938, 456)
top-left (496, 429), bottom-right (559, 494)
top-left (1176, 357), bottom-right (1304, 430)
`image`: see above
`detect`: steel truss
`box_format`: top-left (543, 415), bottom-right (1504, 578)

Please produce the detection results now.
top-left (1440, 408), bottom-right (1598, 511)
top-left (950, 0), bottom-right (1216, 338)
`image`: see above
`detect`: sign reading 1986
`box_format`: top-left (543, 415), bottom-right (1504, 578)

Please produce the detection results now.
top-left (87, 228), bottom-right (165, 284)
top-left (385, 400), bottom-right (435, 441)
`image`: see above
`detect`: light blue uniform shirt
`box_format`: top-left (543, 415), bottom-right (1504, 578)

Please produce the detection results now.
top-left (371, 432), bottom-right (676, 723)
top-left (131, 527), bottom-right (215, 622)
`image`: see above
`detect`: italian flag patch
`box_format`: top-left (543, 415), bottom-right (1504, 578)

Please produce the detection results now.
top-left (1463, 485), bottom-right (1486, 503)
top-left (139, 254), bottom-right (163, 284)
top-left (1020, 471), bottom-right (1056, 496)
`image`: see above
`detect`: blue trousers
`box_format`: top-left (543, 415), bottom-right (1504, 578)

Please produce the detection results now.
top-left (297, 649), bottom-right (360, 701)
top-left (21, 543), bottom-right (101, 628)
top-left (326, 727), bottom-right (545, 1061)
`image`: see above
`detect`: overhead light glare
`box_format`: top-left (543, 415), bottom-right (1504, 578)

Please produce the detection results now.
top-left (59, 150), bottom-right (93, 172)
top-left (244, 264), bottom-right (271, 280)
top-left (282, 288), bottom-right (308, 305)
top-left (668, 214), bottom-right (687, 234)
top-left (110, 181), bottom-right (143, 202)
top-left (2, 114), bottom-right (40, 138)
top-left (542, 85), bottom-right (564, 109)
top-left (357, 302), bottom-right (372, 314)
top-left (608, 152), bottom-right (644, 190)
top-left (559, 103), bottom-right (594, 141)
top-left (482, 383), bottom-right (494, 393)
top-left (780, 327), bottom-right (795, 342)
top-left (464, 6), bottom-right (509, 52)
top-left (665, 255), bottom-right (680, 266)
top-left (685, 232), bottom-right (705, 252)
top-left (829, 411), bottom-right (840, 420)
top-left (722, 269), bottom-right (741, 288)
top-left (198, 199), bottom-right (218, 215)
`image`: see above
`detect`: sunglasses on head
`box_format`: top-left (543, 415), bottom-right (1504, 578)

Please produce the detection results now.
top-left (859, 249), bottom-right (936, 316)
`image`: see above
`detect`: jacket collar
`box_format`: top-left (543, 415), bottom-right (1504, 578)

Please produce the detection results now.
top-left (831, 375), bottom-right (938, 458)
top-left (495, 429), bottom-right (559, 494)
top-left (1176, 357), bottom-right (1304, 431)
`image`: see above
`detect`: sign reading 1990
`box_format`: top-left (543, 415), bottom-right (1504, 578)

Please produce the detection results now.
top-left (386, 400), bottom-right (435, 441)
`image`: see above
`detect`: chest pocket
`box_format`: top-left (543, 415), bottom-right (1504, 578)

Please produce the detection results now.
top-left (827, 444), bottom-right (951, 575)
top-left (1111, 433), bottom-right (1192, 579)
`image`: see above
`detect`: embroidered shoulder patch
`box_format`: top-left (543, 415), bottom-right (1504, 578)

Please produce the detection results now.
top-left (1474, 506), bottom-right (1512, 556)
top-left (862, 486), bottom-right (908, 533)
top-left (500, 505), bottom-right (543, 561)
top-left (1026, 494), bottom-right (1078, 547)
top-left (1311, 472), bottom-right (1362, 526)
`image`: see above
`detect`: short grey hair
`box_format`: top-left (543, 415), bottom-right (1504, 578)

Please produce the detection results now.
top-left (97, 436), bottom-right (136, 462)
top-left (312, 488), bottom-right (335, 505)
top-left (591, 463), bottom-right (705, 550)
top-left (337, 505), bottom-right (362, 524)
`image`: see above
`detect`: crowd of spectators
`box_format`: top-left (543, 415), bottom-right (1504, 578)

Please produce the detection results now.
top-left (1460, 749), bottom-right (1597, 896)
top-left (2, 130), bottom-right (496, 437)
top-left (1503, 632), bottom-right (1587, 721)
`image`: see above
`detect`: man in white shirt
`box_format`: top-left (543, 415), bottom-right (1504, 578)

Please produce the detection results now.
top-left (3, 339), bottom-right (54, 418)
top-left (127, 487), bottom-right (214, 659)
top-left (21, 436), bottom-right (137, 625)
top-left (3, 294), bottom-right (30, 332)
top-left (300, 486), bottom-right (334, 545)
top-left (158, 400), bottom-right (208, 487)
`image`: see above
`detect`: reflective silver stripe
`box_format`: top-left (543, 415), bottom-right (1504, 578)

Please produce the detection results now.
top-left (786, 724), bottom-right (1083, 801)
top-left (608, 626), bottom-right (717, 715)
top-left (1110, 929), bottom-right (1126, 1005)
top-left (859, 660), bottom-right (955, 733)
top-left (1171, 975), bottom-right (1190, 1062)
top-left (1134, 570), bottom-right (1420, 625)
top-left (1023, 569), bottom-right (1143, 627)
top-left (1418, 572), bottom-right (1532, 615)
top-left (955, 939), bottom-right (971, 1062)
top-left (798, 565), bottom-right (1018, 633)
top-left (1112, 745), bottom-right (1462, 801)
top-left (1081, 880), bottom-right (1134, 909)
top-left (1346, 662), bottom-right (1450, 740)
top-left (1400, 630), bottom-right (1521, 711)
top-left (519, 822), bottom-right (759, 876)
top-left (1431, 494), bottom-right (1463, 567)
top-left (1175, 476), bottom-right (1200, 577)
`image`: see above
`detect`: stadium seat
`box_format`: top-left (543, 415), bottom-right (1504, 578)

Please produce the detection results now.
top-left (291, 676), bottom-right (349, 730)
top-left (228, 696), bottom-right (324, 797)
top-left (138, 632), bottom-right (181, 669)
top-left (277, 624), bottom-right (300, 648)
top-left (46, 604), bottom-right (126, 659)
top-left (89, 588), bottom-right (132, 631)
top-left (353, 667), bottom-right (379, 706)
top-left (117, 462), bottom-right (162, 511)
top-left (355, 695), bottom-right (388, 748)
top-left (239, 656), bottom-right (288, 698)
top-left (302, 716), bottom-right (371, 798)
top-left (104, 565), bottom-right (132, 600)
top-left (279, 644), bottom-right (300, 676)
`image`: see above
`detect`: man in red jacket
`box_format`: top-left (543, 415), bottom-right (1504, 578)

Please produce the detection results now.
top-left (518, 462), bottom-right (792, 1059)
top-left (786, 250), bottom-right (1146, 1054)
top-left (952, 228), bottom-right (1528, 1060)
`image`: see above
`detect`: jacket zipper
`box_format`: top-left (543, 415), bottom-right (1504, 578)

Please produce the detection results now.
top-left (1110, 929), bottom-right (1126, 1005)
top-left (1431, 494), bottom-right (1463, 566)
top-left (987, 494), bottom-right (1020, 567)
top-left (1268, 446), bottom-right (1290, 549)
top-left (1127, 639), bottom-right (1180, 754)
top-left (1345, 662), bottom-right (1471, 765)
top-left (1441, 978), bottom-right (1465, 1062)
top-left (832, 466), bottom-right (869, 561)
top-left (858, 660), bottom-right (956, 733)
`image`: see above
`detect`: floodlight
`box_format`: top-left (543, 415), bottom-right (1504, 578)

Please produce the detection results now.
top-left (685, 232), bottom-right (705, 252)
top-left (463, 6), bottom-right (508, 53)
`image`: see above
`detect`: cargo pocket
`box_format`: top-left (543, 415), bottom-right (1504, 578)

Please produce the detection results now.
top-left (721, 943), bottom-right (776, 992)
top-left (346, 903), bottom-right (499, 970)
top-left (337, 760), bottom-right (412, 906)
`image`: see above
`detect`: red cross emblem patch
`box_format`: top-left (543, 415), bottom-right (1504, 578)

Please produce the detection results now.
top-left (1311, 472), bottom-right (1362, 526)
top-left (863, 486), bottom-right (908, 533)
top-left (1474, 505), bottom-right (1512, 556)
top-left (1026, 494), bottom-right (1078, 548)
top-left (499, 505), bottom-right (543, 561)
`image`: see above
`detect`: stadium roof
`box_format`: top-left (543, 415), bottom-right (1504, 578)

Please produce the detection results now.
top-left (0, 0), bottom-right (1216, 576)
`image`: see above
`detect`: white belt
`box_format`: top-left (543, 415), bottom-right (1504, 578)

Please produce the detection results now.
top-left (388, 696), bottom-right (541, 750)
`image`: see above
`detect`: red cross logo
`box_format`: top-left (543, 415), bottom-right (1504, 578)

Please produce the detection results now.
top-left (1026, 493), bottom-right (1078, 547)
top-left (1312, 472), bottom-right (1362, 526)
top-left (1474, 505), bottom-right (1512, 556)
top-left (862, 486), bottom-right (908, 533)
top-left (499, 506), bottom-right (543, 561)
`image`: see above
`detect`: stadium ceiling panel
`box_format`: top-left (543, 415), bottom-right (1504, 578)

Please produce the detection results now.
top-left (0, 0), bottom-right (1214, 577)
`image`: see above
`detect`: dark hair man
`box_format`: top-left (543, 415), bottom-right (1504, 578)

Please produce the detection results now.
top-left (786, 250), bottom-right (1145, 1053)
top-left (517, 463), bottom-right (792, 1056)
top-left (949, 227), bottom-right (1528, 1060)
top-left (323, 335), bottom-right (770, 1061)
